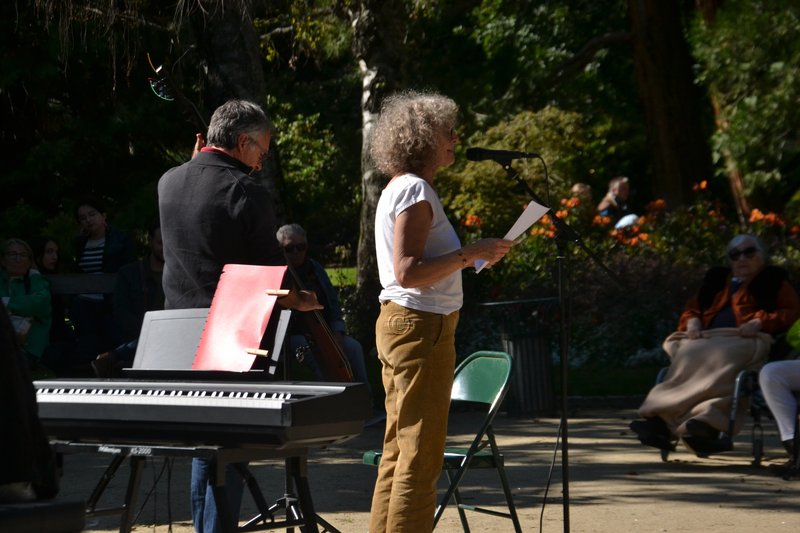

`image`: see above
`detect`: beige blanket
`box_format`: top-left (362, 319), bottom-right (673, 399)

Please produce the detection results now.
top-left (638, 328), bottom-right (772, 437)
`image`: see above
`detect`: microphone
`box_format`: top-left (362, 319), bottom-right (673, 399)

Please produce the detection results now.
top-left (465, 147), bottom-right (540, 162)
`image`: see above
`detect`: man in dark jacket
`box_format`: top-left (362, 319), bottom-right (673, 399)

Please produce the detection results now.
top-left (158, 99), bottom-right (320, 533)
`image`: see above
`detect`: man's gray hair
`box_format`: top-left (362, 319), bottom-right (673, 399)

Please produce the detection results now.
top-left (206, 99), bottom-right (273, 150)
top-left (276, 223), bottom-right (306, 243)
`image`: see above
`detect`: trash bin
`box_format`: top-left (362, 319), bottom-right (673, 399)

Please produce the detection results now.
top-left (483, 298), bottom-right (557, 415)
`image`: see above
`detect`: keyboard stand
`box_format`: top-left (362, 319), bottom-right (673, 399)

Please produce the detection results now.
top-left (52, 441), bottom-right (334, 533)
top-left (237, 458), bottom-right (340, 533)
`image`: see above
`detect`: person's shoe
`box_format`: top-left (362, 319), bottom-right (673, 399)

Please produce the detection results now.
top-left (768, 458), bottom-right (796, 477)
top-left (683, 434), bottom-right (733, 457)
top-left (768, 439), bottom-right (798, 477)
top-left (684, 418), bottom-right (720, 440)
top-left (629, 417), bottom-right (674, 451)
top-left (629, 417), bottom-right (668, 438)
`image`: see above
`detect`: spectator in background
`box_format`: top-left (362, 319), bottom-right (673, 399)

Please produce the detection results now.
top-left (597, 176), bottom-right (635, 227)
top-left (32, 237), bottom-right (75, 351)
top-left (92, 225), bottom-right (165, 377)
top-left (759, 358), bottom-right (800, 476)
top-left (0, 239), bottom-right (52, 370)
top-left (276, 224), bottom-right (370, 390)
top-left (70, 198), bottom-right (135, 368)
top-left (758, 319), bottom-right (800, 477)
top-left (33, 237), bottom-right (59, 276)
top-left (570, 182), bottom-right (593, 205)
top-left (568, 182), bottom-right (595, 223)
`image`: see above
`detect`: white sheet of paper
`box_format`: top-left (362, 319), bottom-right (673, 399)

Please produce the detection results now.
top-left (474, 200), bottom-right (549, 273)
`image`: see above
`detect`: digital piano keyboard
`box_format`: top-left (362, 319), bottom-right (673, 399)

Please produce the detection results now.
top-left (34, 379), bottom-right (371, 449)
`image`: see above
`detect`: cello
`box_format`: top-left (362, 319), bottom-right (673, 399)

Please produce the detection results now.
top-left (285, 261), bottom-right (354, 382)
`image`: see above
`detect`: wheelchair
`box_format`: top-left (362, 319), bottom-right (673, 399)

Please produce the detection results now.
top-left (653, 334), bottom-right (796, 464)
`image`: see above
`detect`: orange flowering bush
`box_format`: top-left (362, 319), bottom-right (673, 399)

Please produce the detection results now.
top-left (462, 213), bottom-right (483, 229)
top-left (457, 182), bottom-right (799, 369)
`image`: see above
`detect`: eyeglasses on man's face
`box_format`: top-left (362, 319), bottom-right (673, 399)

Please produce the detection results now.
top-left (728, 246), bottom-right (758, 261)
top-left (247, 136), bottom-right (270, 160)
top-left (283, 243), bottom-right (307, 253)
top-left (4, 251), bottom-right (30, 260)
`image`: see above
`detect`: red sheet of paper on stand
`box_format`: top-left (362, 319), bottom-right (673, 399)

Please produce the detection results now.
top-left (193, 264), bottom-right (288, 371)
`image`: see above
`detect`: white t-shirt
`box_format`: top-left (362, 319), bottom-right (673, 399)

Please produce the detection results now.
top-left (374, 174), bottom-right (463, 315)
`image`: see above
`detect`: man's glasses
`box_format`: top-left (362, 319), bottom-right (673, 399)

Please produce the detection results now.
top-left (4, 251), bottom-right (30, 260)
top-left (283, 243), bottom-right (307, 253)
top-left (728, 246), bottom-right (758, 261)
top-left (248, 137), bottom-right (270, 160)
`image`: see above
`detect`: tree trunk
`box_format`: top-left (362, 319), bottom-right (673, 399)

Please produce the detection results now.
top-left (709, 91), bottom-right (749, 228)
top-left (628, 0), bottom-right (713, 208)
top-left (697, 0), bottom-right (749, 229)
top-left (349, 0), bottom-right (405, 341)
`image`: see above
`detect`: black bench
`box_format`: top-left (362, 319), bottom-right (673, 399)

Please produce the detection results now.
top-left (0, 498), bottom-right (85, 533)
top-left (45, 273), bottom-right (118, 296)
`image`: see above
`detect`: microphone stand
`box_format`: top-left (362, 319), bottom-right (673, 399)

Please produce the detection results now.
top-left (491, 158), bottom-right (623, 533)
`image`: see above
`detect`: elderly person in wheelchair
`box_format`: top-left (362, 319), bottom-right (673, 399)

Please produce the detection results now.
top-left (629, 234), bottom-right (800, 456)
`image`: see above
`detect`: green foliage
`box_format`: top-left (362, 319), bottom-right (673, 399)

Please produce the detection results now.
top-left (325, 266), bottom-right (356, 287)
top-left (255, 3), bottom-right (362, 260)
top-left (453, 183), bottom-right (800, 369)
top-left (689, 0), bottom-right (800, 210)
top-left (438, 106), bottom-right (589, 239)
top-left (5, 0), bottom-right (800, 381)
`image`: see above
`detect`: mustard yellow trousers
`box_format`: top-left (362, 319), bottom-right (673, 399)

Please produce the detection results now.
top-left (368, 300), bottom-right (459, 533)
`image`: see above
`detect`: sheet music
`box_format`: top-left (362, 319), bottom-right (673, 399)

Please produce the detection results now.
top-left (194, 264), bottom-right (288, 371)
top-left (474, 200), bottom-right (549, 273)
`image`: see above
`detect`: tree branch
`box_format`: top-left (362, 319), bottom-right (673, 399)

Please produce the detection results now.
top-left (550, 31), bottom-right (631, 85)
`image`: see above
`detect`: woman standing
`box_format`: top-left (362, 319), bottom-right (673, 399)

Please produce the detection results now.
top-left (368, 90), bottom-right (513, 533)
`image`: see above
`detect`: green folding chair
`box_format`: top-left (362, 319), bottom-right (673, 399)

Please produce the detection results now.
top-left (363, 350), bottom-right (522, 532)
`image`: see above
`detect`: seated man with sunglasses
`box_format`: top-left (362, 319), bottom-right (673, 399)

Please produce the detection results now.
top-left (276, 224), bottom-right (374, 404)
top-left (630, 233), bottom-right (800, 455)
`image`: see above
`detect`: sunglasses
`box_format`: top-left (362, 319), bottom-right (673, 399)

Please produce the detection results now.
top-left (283, 243), bottom-right (307, 253)
top-left (728, 246), bottom-right (758, 261)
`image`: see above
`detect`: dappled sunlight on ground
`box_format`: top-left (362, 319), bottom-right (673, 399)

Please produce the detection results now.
top-left (56, 407), bottom-right (800, 532)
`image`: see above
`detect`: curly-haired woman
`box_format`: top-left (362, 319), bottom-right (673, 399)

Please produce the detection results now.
top-left (368, 90), bottom-right (514, 533)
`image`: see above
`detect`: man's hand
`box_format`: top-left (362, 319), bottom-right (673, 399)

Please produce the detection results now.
top-left (277, 289), bottom-right (323, 312)
top-left (192, 133), bottom-right (206, 158)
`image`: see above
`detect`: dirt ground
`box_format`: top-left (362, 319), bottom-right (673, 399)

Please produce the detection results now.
top-left (56, 407), bottom-right (800, 533)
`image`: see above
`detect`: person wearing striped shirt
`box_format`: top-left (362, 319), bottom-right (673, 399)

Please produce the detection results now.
top-left (68, 198), bottom-right (135, 370)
